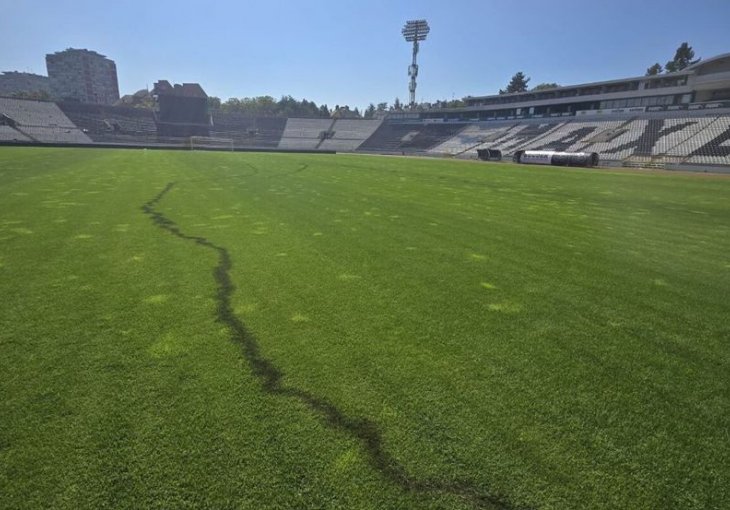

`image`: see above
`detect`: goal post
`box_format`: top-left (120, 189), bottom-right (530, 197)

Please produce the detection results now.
top-left (189, 136), bottom-right (234, 151)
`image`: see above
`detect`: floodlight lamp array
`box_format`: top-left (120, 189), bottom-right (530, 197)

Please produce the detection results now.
top-left (402, 20), bottom-right (430, 42)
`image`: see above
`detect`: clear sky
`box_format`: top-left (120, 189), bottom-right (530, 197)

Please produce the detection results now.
top-left (1, 0), bottom-right (728, 109)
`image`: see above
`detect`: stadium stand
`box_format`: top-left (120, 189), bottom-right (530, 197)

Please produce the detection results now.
top-left (357, 122), bottom-right (466, 153)
top-left (58, 102), bottom-right (157, 143)
top-left (0, 97), bottom-right (91, 143)
top-left (521, 120), bottom-right (626, 152)
top-left (278, 118), bottom-right (334, 149)
top-left (210, 113), bottom-right (286, 148)
top-left (418, 53), bottom-right (730, 168)
top-left (318, 119), bottom-right (383, 151)
top-left (1, 50), bottom-right (729, 169)
top-left (421, 112), bottom-right (730, 167)
top-left (429, 122), bottom-right (517, 155)
top-left (610, 118), bottom-right (700, 161)
top-left (356, 122), bottom-right (423, 152)
top-left (675, 116), bottom-right (730, 165)
top-left (463, 121), bottom-right (568, 158)
top-left (581, 114), bottom-right (720, 165)
top-left (19, 126), bottom-right (92, 144)
top-left (0, 125), bottom-right (31, 142)
top-left (398, 123), bottom-right (468, 151)
top-left (579, 119), bottom-right (648, 161)
top-left (2, 95), bottom-right (729, 168)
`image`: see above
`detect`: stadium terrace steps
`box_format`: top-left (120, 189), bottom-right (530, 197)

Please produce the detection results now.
top-left (18, 126), bottom-right (92, 144)
top-left (582, 119), bottom-right (648, 160)
top-left (357, 122), bottom-right (418, 152)
top-left (587, 115), bottom-right (720, 162)
top-left (0, 97), bottom-right (91, 143)
top-left (2, 96), bottom-right (730, 166)
top-left (464, 121), bottom-right (568, 157)
top-left (314, 118), bottom-right (337, 149)
top-left (506, 121), bottom-right (571, 154)
top-left (0, 97), bottom-right (76, 127)
top-left (428, 122), bottom-right (516, 156)
top-left (648, 117), bottom-right (715, 156)
top-left (59, 102), bottom-right (157, 143)
top-left (357, 122), bottom-right (468, 153)
top-left (400, 123), bottom-right (468, 151)
top-left (519, 120), bottom-right (626, 152)
top-left (426, 113), bottom-right (730, 166)
top-left (680, 116), bottom-right (730, 165)
top-left (210, 114), bottom-right (286, 148)
top-left (0, 125), bottom-right (31, 142)
top-left (278, 118), bottom-right (334, 149)
top-left (318, 119), bottom-right (382, 151)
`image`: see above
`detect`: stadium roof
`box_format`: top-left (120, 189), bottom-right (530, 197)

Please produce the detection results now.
top-left (467, 70), bottom-right (693, 102)
top-left (686, 52), bottom-right (730, 71)
top-left (467, 52), bottom-right (730, 102)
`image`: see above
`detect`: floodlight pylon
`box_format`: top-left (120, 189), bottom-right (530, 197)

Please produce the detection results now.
top-left (402, 19), bottom-right (429, 108)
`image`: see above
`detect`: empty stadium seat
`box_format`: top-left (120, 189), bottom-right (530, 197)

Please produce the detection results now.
top-left (278, 118), bottom-right (335, 149)
top-left (357, 122), bottom-right (467, 153)
top-left (0, 98), bottom-right (91, 143)
top-left (429, 122), bottom-right (516, 156)
top-left (210, 113), bottom-right (286, 148)
top-left (318, 119), bottom-right (383, 151)
top-left (0, 125), bottom-right (31, 142)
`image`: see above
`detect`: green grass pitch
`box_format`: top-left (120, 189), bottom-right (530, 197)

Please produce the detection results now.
top-left (1, 147), bottom-right (728, 509)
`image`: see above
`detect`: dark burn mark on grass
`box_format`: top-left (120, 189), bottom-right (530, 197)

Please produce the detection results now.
top-left (243, 162), bottom-right (260, 176)
top-left (247, 161), bottom-right (308, 176)
top-left (142, 183), bottom-right (524, 510)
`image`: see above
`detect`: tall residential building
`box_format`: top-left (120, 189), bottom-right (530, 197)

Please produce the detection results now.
top-left (46, 48), bottom-right (119, 105)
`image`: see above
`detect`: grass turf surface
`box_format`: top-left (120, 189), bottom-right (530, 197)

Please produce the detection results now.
top-left (0, 147), bottom-right (728, 509)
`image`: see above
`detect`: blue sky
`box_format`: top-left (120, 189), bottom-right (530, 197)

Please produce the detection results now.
top-left (1, 0), bottom-right (728, 109)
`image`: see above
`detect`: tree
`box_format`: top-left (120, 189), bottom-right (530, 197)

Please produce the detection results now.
top-left (665, 42), bottom-right (699, 73)
top-left (531, 83), bottom-right (559, 91)
top-left (393, 97), bottom-right (402, 111)
top-left (376, 102), bottom-right (388, 112)
top-left (499, 72), bottom-right (530, 94)
top-left (645, 63), bottom-right (663, 76)
top-left (217, 95), bottom-right (329, 117)
top-left (445, 98), bottom-right (465, 108)
top-left (256, 96), bottom-right (277, 116)
top-left (207, 96), bottom-right (221, 110)
top-left (115, 89), bottom-right (155, 109)
top-left (331, 105), bottom-right (360, 119)
top-left (364, 103), bottom-right (376, 119)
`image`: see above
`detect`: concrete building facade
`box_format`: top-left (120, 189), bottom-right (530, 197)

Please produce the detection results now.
top-left (46, 48), bottom-right (119, 105)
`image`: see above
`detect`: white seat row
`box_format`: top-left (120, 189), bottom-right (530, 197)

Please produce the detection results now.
top-left (319, 119), bottom-right (382, 151)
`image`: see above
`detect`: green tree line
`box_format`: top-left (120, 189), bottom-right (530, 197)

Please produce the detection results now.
top-left (207, 95), bottom-right (332, 118)
top-left (646, 42), bottom-right (700, 75)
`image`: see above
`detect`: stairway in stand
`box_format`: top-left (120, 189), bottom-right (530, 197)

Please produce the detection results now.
top-left (622, 155), bottom-right (667, 169)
